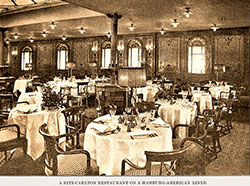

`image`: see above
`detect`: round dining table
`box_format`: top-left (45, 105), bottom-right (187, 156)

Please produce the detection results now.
top-left (157, 99), bottom-right (197, 138)
top-left (84, 114), bottom-right (173, 175)
top-left (191, 91), bottom-right (212, 114)
top-left (8, 107), bottom-right (66, 160)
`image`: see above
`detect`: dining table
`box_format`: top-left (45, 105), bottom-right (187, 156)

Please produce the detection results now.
top-left (157, 99), bottom-right (197, 138)
top-left (191, 91), bottom-right (212, 114)
top-left (205, 84), bottom-right (233, 100)
top-left (8, 105), bottom-right (66, 160)
top-left (84, 114), bottom-right (173, 175)
top-left (136, 85), bottom-right (159, 102)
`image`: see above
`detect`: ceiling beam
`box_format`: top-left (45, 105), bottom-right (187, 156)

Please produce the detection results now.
top-left (0, 3), bottom-right (104, 28)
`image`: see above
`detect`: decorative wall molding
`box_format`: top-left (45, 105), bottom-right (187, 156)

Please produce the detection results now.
top-left (158, 37), bottom-right (181, 73)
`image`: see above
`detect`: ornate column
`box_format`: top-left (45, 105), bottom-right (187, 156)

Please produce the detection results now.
top-left (106, 13), bottom-right (122, 83)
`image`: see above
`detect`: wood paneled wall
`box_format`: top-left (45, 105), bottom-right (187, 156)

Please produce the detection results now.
top-left (3, 27), bottom-right (249, 85)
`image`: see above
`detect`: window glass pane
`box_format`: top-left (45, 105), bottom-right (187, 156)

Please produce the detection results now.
top-left (21, 51), bottom-right (32, 71)
top-left (102, 48), bottom-right (111, 68)
top-left (188, 46), bottom-right (206, 74)
top-left (129, 48), bottom-right (141, 67)
top-left (57, 49), bottom-right (67, 70)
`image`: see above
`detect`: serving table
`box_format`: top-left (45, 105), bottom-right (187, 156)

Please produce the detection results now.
top-left (84, 114), bottom-right (173, 175)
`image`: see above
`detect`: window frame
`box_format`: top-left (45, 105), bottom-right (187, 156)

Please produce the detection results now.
top-left (21, 46), bottom-right (33, 71)
top-left (188, 37), bottom-right (207, 74)
top-left (101, 41), bottom-right (111, 69)
top-left (56, 43), bottom-right (69, 70)
top-left (128, 39), bottom-right (142, 67)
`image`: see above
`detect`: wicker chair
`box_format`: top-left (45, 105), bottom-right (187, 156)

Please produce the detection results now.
top-left (0, 124), bottom-right (27, 164)
top-left (121, 139), bottom-right (205, 176)
top-left (39, 123), bottom-right (98, 175)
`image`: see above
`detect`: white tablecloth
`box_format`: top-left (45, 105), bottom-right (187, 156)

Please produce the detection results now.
top-left (8, 108), bottom-right (66, 160)
top-left (136, 86), bottom-right (159, 102)
top-left (84, 114), bottom-right (173, 175)
top-left (209, 85), bottom-right (232, 99)
top-left (191, 92), bottom-right (212, 114)
top-left (157, 100), bottom-right (197, 138)
top-left (13, 79), bottom-right (31, 96)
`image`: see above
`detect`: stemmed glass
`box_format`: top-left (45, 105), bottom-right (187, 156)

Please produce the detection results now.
top-left (109, 105), bottom-right (117, 118)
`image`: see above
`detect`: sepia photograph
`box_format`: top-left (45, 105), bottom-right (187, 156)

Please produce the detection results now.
top-left (0, 0), bottom-right (249, 185)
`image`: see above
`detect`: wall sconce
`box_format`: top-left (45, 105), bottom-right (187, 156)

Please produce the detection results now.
top-left (214, 64), bottom-right (225, 81)
top-left (79, 27), bottom-right (85, 34)
top-left (107, 32), bottom-right (111, 38)
top-left (61, 35), bottom-right (67, 41)
top-left (11, 47), bottom-right (18, 56)
top-left (49, 22), bottom-right (56, 29)
top-left (160, 28), bottom-right (166, 35)
top-left (92, 41), bottom-right (98, 52)
top-left (117, 40), bottom-right (124, 52)
top-left (183, 8), bottom-right (192, 18)
top-left (146, 39), bottom-right (153, 51)
top-left (129, 24), bottom-right (135, 31)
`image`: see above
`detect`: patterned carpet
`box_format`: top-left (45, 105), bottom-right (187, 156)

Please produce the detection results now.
top-left (0, 114), bottom-right (249, 176)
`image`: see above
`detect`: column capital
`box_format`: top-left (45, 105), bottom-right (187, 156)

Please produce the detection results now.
top-left (106, 13), bottom-right (122, 20)
top-left (0, 28), bottom-right (7, 33)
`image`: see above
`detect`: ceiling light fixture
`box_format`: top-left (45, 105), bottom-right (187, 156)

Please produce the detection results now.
top-left (13, 33), bottom-right (19, 39)
top-left (29, 38), bottom-right (34, 43)
top-left (5, 39), bottom-right (10, 44)
top-left (61, 35), bottom-right (67, 41)
top-left (172, 19), bottom-right (179, 28)
top-left (160, 28), bottom-right (166, 35)
top-left (79, 27), bottom-right (85, 34)
top-left (107, 32), bottom-right (111, 38)
top-left (183, 8), bottom-right (192, 18)
top-left (211, 24), bottom-right (219, 31)
top-left (49, 22), bottom-right (56, 29)
top-left (129, 24), bottom-right (135, 31)
top-left (41, 31), bottom-right (47, 37)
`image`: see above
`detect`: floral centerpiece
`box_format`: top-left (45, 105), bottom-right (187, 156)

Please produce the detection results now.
top-left (41, 82), bottom-right (66, 110)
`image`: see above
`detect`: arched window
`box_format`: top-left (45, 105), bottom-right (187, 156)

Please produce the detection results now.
top-left (128, 39), bottom-right (142, 67)
top-left (101, 41), bottom-right (111, 68)
top-left (57, 43), bottom-right (69, 70)
top-left (21, 46), bottom-right (33, 71)
top-left (188, 37), bottom-right (206, 74)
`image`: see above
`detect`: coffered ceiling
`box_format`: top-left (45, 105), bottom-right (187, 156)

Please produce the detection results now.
top-left (0, 0), bottom-right (249, 42)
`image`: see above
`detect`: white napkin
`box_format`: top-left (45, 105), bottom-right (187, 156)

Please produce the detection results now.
top-left (16, 104), bottom-right (38, 113)
top-left (151, 117), bottom-right (168, 127)
top-left (129, 130), bottom-right (158, 139)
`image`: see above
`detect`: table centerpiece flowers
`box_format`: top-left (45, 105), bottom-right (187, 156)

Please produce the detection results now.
top-left (41, 82), bottom-right (67, 110)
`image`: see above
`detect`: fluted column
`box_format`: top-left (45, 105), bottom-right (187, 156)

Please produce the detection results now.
top-left (0, 29), bottom-right (4, 66)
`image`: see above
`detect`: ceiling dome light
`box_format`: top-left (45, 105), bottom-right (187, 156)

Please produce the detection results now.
top-left (211, 24), bottom-right (219, 31)
top-left (29, 38), bottom-right (34, 43)
top-left (183, 8), bottom-right (192, 18)
top-left (5, 39), bottom-right (10, 44)
top-left (129, 24), bottom-right (135, 31)
top-left (49, 22), bottom-right (56, 29)
top-left (79, 27), bottom-right (85, 34)
top-left (61, 35), bottom-right (67, 41)
top-left (13, 33), bottom-right (19, 39)
top-left (41, 31), bottom-right (47, 37)
top-left (172, 19), bottom-right (179, 28)
top-left (160, 28), bottom-right (166, 35)
top-left (107, 32), bottom-right (111, 38)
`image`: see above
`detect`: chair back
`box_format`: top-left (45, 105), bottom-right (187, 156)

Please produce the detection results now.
top-left (144, 139), bottom-right (205, 175)
top-left (39, 123), bottom-right (59, 175)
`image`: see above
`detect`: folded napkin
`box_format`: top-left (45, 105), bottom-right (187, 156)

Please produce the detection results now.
top-left (16, 104), bottom-right (38, 114)
top-left (151, 117), bottom-right (169, 127)
top-left (129, 130), bottom-right (158, 139)
top-left (91, 118), bottom-right (118, 134)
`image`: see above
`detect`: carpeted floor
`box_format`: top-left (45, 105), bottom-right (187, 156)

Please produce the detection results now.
top-left (0, 113), bottom-right (249, 176)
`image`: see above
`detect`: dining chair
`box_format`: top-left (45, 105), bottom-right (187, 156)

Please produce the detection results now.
top-left (121, 139), bottom-right (205, 175)
top-left (39, 123), bottom-right (98, 175)
top-left (0, 124), bottom-right (27, 164)
top-left (77, 82), bottom-right (89, 108)
top-left (62, 105), bottom-right (87, 149)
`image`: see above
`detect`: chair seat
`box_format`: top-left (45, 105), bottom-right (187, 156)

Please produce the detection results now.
top-left (0, 129), bottom-right (19, 142)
